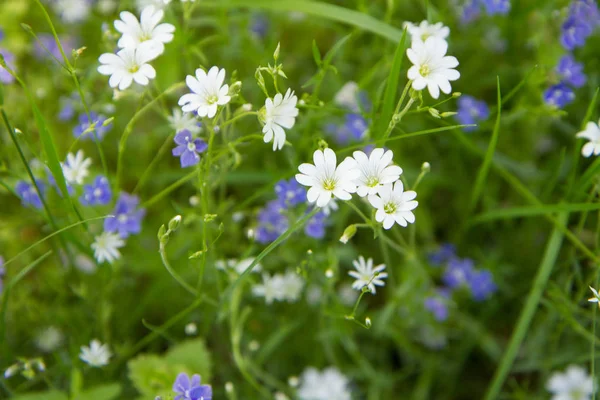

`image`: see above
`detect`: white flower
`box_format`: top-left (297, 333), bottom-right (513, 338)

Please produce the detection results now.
top-left (338, 284), bottom-right (359, 307)
top-left (262, 88), bottom-right (299, 151)
top-left (576, 120), bottom-right (600, 158)
top-left (295, 148), bottom-right (359, 207)
top-left (91, 232), bottom-right (125, 264)
top-left (35, 326), bottom-right (64, 353)
top-left (368, 181), bottom-right (418, 229)
top-left (252, 273), bottom-right (286, 304)
top-left (217, 258), bottom-right (262, 275)
top-left (348, 256), bottom-right (387, 294)
top-left (98, 42), bottom-right (160, 90)
top-left (114, 5), bottom-right (175, 54)
top-left (297, 367), bottom-right (351, 400)
top-left (352, 148), bottom-right (403, 197)
top-left (589, 286), bottom-right (600, 308)
top-left (321, 198), bottom-right (338, 216)
top-left (281, 270), bottom-right (304, 302)
top-left (79, 339), bottom-right (112, 367)
top-left (404, 20), bottom-right (450, 45)
top-left (546, 365), bottom-right (594, 400)
top-left (179, 66), bottom-right (231, 118)
top-left (61, 150), bottom-right (92, 185)
top-left (53, 0), bottom-right (91, 23)
top-left (168, 108), bottom-right (201, 134)
top-left (334, 81), bottom-right (360, 111)
top-left (136, 0), bottom-right (169, 12)
top-left (407, 37), bottom-right (460, 99)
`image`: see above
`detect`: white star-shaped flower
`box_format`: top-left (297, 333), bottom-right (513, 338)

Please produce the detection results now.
top-left (407, 36), bottom-right (460, 99)
top-left (91, 232), bottom-right (125, 264)
top-left (168, 108), bottom-right (201, 134)
top-left (546, 365), bottom-right (594, 400)
top-left (61, 150), bottom-right (92, 185)
top-left (576, 120), bottom-right (600, 158)
top-left (281, 270), bottom-right (304, 302)
top-left (98, 41), bottom-right (160, 90)
top-left (178, 66), bottom-right (231, 119)
top-left (589, 286), bottom-right (600, 308)
top-left (404, 20), bottom-right (450, 45)
top-left (348, 256), bottom-right (387, 294)
top-left (114, 5), bottom-right (175, 54)
top-left (297, 367), bottom-right (352, 400)
top-left (262, 88), bottom-right (299, 151)
top-left (295, 148), bottom-right (359, 207)
top-left (368, 181), bottom-right (418, 229)
top-left (352, 148), bottom-right (403, 197)
top-left (79, 339), bottom-right (112, 368)
top-left (252, 273), bottom-right (286, 305)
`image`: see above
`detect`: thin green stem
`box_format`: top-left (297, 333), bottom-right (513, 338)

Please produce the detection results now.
top-left (159, 242), bottom-right (199, 297)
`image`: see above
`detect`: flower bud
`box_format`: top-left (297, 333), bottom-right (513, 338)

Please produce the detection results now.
top-left (4, 364), bottom-right (20, 378)
top-left (288, 376), bottom-right (299, 387)
top-left (339, 224), bottom-right (357, 244)
top-left (185, 322), bottom-right (197, 335)
top-left (225, 382), bottom-right (234, 393)
top-left (421, 162), bottom-right (431, 173)
top-left (157, 224), bottom-right (167, 241)
top-left (273, 42), bottom-right (281, 61)
top-left (428, 108), bottom-right (441, 119)
top-left (325, 269), bottom-right (334, 278)
top-left (365, 317), bottom-right (372, 328)
top-left (102, 117), bottom-right (114, 127)
top-left (440, 111), bottom-right (457, 118)
top-left (228, 81), bottom-right (242, 96)
top-left (168, 215), bottom-right (182, 231)
top-left (242, 103), bottom-right (252, 112)
top-left (452, 92), bottom-right (462, 98)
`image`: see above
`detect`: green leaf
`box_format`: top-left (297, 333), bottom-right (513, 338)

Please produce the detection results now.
top-left (74, 384), bottom-right (121, 400)
top-left (164, 339), bottom-right (212, 382)
top-left (322, 33), bottom-right (352, 66)
top-left (470, 203), bottom-right (600, 225)
top-left (12, 391), bottom-right (68, 400)
top-left (312, 40), bottom-right (321, 66)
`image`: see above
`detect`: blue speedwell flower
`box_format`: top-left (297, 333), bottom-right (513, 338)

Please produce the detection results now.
top-left (456, 95), bottom-right (490, 131)
top-left (467, 269), bottom-right (497, 301)
top-left (172, 130), bottom-right (208, 168)
top-left (442, 258), bottom-right (475, 289)
top-left (428, 243), bottom-right (457, 266)
top-left (80, 176), bottom-right (112, 206)
top-left (424, 291), bottom-right (450, 322)
top-left (305, 210), bottom-right (327, 239)
top-left (0, 48), bottom-right (15, 84)
top-left (173, 372), bottom-right (212, 400)
top-left (104, 193), bottom-right (145, 238)
top-left (556, 54), bottom-right (586, 88)
top-left (73, 112), bottom-right (112, 141)
top-left (256, 200), bottom-right (289, 244)
top-left (326, 113), bottom-right (369, 145)
top-left (481, 0), bottom-right (510, 15)
top-left (274, 178), bottom-right (306, 207)
top-left (560, 0), bottom-right (600, 50)
top-left (543, 83), bottom-right (575, 108)
top-left (16, 180), bottom-right (46, 209)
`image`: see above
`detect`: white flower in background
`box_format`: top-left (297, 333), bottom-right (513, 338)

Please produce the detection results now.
top-left (321, 198), bottom-right (338, 216)
top-left (135, 0), bottom-right (170, 12)
top-left (404, 20), bottom-right (450, 45)
top-left (53, 0), bottom-right (92, 24)
top-left (185, 322), bottom-right (197, 336)
top-left (348, 256), bottom-right (387, 294)
top-left (114, 5), bottom-right (175, 54)
top-left (179, 66), bottom-right (231, 118)
top-left (98, 42), bottom-right (160, 90)
top-left (74, 253), bottom-right (97, 274)
top-left (61, 150), bottom-right (92, 185)
top-left (334, 81), bottom-right (360, 111)
top-left (252, 273), bottom-right (286, 304)
top-left (91, 232), bottom-right (125, 264)
top-left (79, 339), bottom-right (112, 367)
top-left (338, 283), bottom-right (359, 307)
top-left (588, 286), bottom-right (600, 309)
top-left (295, 148), bottom-right (359, 207)
top-left (297, 367), bottom-right (352, 400)
top-left (407, 37), bottom-right (460, 99)
top-left (35, 326), bottom-right (64, 353)
top-left (546, 365), bottom-right (594, 400)
top-left (168, 108), bottom-right (201, 134)
top-left (576, 120), bottom-right (600, 158)
top-left (217, 258), bottom-right (262, 275)
top-left (281, 270), bottom-right (304, 302)
top-left (352, 148), bottom-right (403, 197)
top-left (368, 181), bottom-right (418, 229)
top-left (262, 88), bottom-right (299, 151)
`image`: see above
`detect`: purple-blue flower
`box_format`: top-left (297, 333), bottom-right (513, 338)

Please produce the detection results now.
top-left (15, 180), bottom-right (45, 209)
top-left (326, 113), bottom-right (369, 145)
top-left (80, 176), bottom-right (112, 206)
top-left (460, 0), bottom-right (482, 23)
top-left (467, 269), bottom-right (497, 301)
top-left (456, 95), bottom-right (490, 131)
top-left (481, 0), bottom-right (510, 15)
top-left (250, 14), bottom-right (269, 39)
top-left (556, 54), bottom-right (586, 88)
top-left (172, 130), bottom-right (208, 168)
top-left (73, 112), bottom-right (112, 141)
top-left (442, 258), bottom-right (475, 289)
top-left (428, 243), bottom-right (457, 266)
top-left (305, 211), bottom-right (327, 239)
top-left (560, 1), bottom-right (599, 50)
top-left (104, 193), bottom-right (145, 238)
top-left (256, 200), bottom-right (288, 244)
top-left (0, 48), bottom-right (15, 84)
top-left (424, 294), bottom-right (449, 322)
top-left (274, 179), bottom-right (306, 207)
top-left (173, 373), bottom-right (212, 400)
top-left (33, 34), bottom-right (76, 60)
top-left (543, 83), bottom-right (575, 108)
top-left (58, 93), bottom-right (80, 121)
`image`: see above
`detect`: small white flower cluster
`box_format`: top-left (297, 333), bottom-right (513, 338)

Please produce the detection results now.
top-left (295, 147), bottom-right (418, 230)
top-left (252, 270), bottom-right (305, 304)
top-left (79, 339), bottom-right (112, 368)
top-left (98, 5), bottom-right (175, 90)
top-left (404, 20), bottom-right (459, 99)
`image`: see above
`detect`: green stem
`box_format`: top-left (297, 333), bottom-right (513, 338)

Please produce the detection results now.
top-left (383, 81), bottom-right (412, 139)
top-left (159, 242), bottom-right (199, 297)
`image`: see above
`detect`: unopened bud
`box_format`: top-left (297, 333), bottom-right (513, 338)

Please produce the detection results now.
top-left (273, 42), bottom-right (281, 61)
top-left (228, 81), bottom-right (242, 96)
top-left (339, 224), bottom-right (357, 244)
top-left (325, 269), bottom-right (334, 278)
top-left (168, 215), bottom-right (182, 231)
top-left (157, 224), bottom-right (167, 241)
top-left (213, 125), bottom-right (221, 134)
top-left (248, 340), bottom-right (260, 351)
top-left (440, 111), bottom-right (457, 118)
top-left (102, 117), bottom-right (114, 127)
top-left (242, 103), bottom-right (252, 112)
top-left (204, 214), bottom-right (217, 222)
top-left (189, 195), bottom-right (200, 207)
top-left (365, 317), bottom-right (372, 328)
top-left (225, 382), bottom-right (234, 393)
top-left (288, 376), bottom-right (299, 387)
top-left (4, 364), bottom-right (20, 378)
top-left (185, 322), bottom-right (197, 335)
top-left (452, 92), bottom-right (462, 98)
top-left (428, 108), bottom-right (441, 119)
top-left (421, 162), bottom-right (431, 173)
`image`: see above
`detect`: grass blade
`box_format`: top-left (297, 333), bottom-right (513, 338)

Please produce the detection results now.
top-left (471, 203), bottom-right (600, 224)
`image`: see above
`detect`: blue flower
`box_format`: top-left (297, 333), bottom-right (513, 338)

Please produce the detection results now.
top-left (481, 0), bottom-right (510, 15)
top-left (0, 48), bottom-right (15, 84)
top-left (104, 193), bottom-right (145, 238)
top-left (33, 33), bottom-right (76, 60)
top-left (80, 176), bottom-right (112, 206)
top-left (58, 93), bottom-right (80, 121)
top-left (305, 211), bottom-right (327, 239)
top-left (73, 112), bottom-right (112, 141)
top-left (15, 180), bottom-right (45, 209)
top-left (456, 95), bottom-right (490, 131)
top-left (256, 200), bottom-right (288, 244)
top-left (172, 130), bottom-right (208, 168)
top-left (560, 1), bottom-right (600, 50)
top-left (442, 258), bottom-right (474, 289)
top-left (424, 293), bottom-right (449, 322)
top-left (543, 83), bottom-right (575, 108)
top-left (250, 14), bottom-right (269, 39)
top-left (173, 373), bottom-right (212, 400)
top-left (460, 0), bottom-right (481, 24)
top-left (467, 269), bottom-right (497, 301)
top-left (274, 179), bottom-right (306, 207)
top-left (556, 54), bottom-right (586, 88)
top-left (428, 243), bottom-right (457, 266)
top-left (327, 113), bottom-right (369, 145)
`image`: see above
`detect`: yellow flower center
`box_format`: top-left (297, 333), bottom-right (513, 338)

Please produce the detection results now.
top-left (419, 64), bottom-right (431, 77)
top-left (384, 202), bottom-right (397, 214)
top-left (323, 178), bottom-right (336, 191)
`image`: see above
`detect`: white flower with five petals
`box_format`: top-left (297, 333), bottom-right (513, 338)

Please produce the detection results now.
top-left (407, 37), bottom-right (460, 99)
top-left (262, 88), bottom-right (299, 151)
top-left (91, 232), bottom-right (124, 264)
top-left (79, 339), bottom-right (112, 367)
top-left (295, 148), bottom-right (359, 207)
top-left (348, 256), bottom-right (387, 294)
top-left (114, 5), bottom-right (175, 54)
top-left (178, 66), bottom-right (231, 118)
top-left (61, 150), bottom-right (92, 185)
top-left (546, 365), bottom-right (594, 400)
top-left (368, 181), bottom-right (418, 229)
top-left (97, 41), bottom-right (160, 90)
top-left (576, 120), bottom-right (600, 158)
top-left (352, 148), bottom-right (402, 197)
